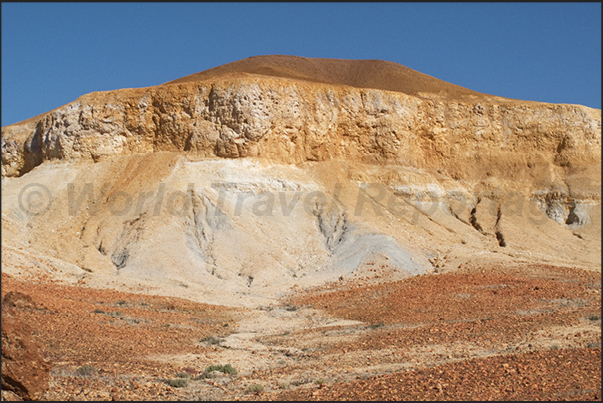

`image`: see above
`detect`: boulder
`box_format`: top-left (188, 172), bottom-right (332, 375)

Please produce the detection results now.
top-left (1, 294), bottom-right (50, 401)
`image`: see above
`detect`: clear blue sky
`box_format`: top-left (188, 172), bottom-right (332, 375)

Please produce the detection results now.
top-left (2, 3), bottom-right (601, 126)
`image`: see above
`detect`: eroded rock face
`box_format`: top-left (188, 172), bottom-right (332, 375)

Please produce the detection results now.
top-left (1, 293), bottom-right (51, 401)
top-left (2, 76), bottom-right (600, 183)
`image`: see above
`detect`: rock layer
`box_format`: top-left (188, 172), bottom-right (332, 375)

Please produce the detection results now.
top-left (2, 56), bottom-right (600, 188)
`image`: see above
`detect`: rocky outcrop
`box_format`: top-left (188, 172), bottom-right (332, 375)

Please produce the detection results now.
top-left (1, 292), bottom-right (51, 401)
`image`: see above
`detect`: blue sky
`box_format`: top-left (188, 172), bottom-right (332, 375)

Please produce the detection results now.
top-left (2, 3), bottom-right (601, 126)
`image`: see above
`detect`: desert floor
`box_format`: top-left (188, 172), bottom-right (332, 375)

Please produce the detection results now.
top-left (2, 259), bottom-right (600, 401)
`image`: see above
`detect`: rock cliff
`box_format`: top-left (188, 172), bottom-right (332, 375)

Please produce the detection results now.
top-left (3, 56), bottom-right (600, 184)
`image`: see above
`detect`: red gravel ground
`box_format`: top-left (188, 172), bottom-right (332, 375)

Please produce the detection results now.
top-left (1, 273), bottom-right (245, 400)
top-left (271, 262), bottom-right (601, 401)
top-left (1, 261), bottom-right (600, 401)
top-left (277, 347), bottom-right (601, 401)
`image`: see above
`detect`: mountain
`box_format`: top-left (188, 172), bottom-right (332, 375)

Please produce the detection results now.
top-left (1, 55), bottom-right (600, 307)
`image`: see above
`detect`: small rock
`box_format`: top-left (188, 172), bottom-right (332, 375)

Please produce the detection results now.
top-left (2, 292), bottom-right (36, 310)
